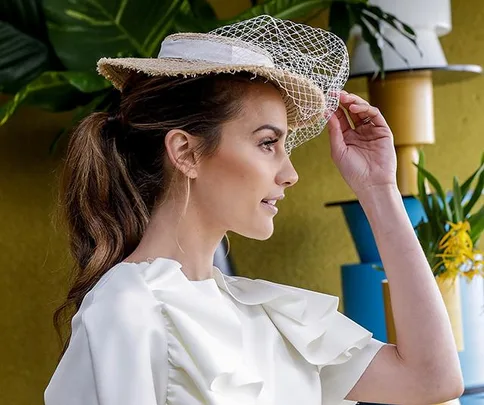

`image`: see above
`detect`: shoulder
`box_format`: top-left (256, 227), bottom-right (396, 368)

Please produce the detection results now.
top-left (76, 262), bottom-right (164, 333)
top-left (46, 262), bottom-right (170, 405)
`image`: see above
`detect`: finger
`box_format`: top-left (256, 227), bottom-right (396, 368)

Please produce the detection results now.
top-left (341, 92), bottom-right (388, 128)
top-left (327, 113), bottom-right (346, 161)
top-left (331, 106), bottom-right (352, 133)
top-left (339, 92), bottom-right (370, 126)
top-left (340, 91), bottom-right (369, 107)
top-left (348, 102), bottom-right (388, 128)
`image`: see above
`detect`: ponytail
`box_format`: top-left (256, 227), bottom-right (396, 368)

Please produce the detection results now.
top-left (53, 111), bottom-right (151, 355)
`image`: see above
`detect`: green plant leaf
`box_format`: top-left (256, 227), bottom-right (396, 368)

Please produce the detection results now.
top-left (346, 2), bottom-right (419, 75)
top-left (359, 14), bottom-right (410, 67)
top-left (415, 150), bottom-right (432, 217)
top-left (187, 0), bottom-right (217, 20)
top-left (363, 5), bottom-right (419, 52)
top-left (43, 0), bottom-right (185, 70)
top-left (413, 161), bottom-right (452, 221)
top-left (0, 21), bottom-right (51, 93)
top-left (448, 155), bottom-right (484, 217)
top-left (429, 192), bottom-right (446, 235)
top-left (356, 12), bottom-right (384, 73)
top-left (452, 176), bottom-right (463, 222)
top-left (0, 0), bottom-right (64, 93)
top-left (1, 0), bottom-right (51, 42)
top-left (228, 0), bottom-right (328, 22)
top-left (173, 0), bottom-right (219, 32)
top-left (463, 158), bottom-right (484, 218)
top-left (468, 205), bottom-right (484, 245)
top-left (59, 71), bottom-right (111, 93)
top-left (328, 2), bottom-right (352, 43)
top-left (0, 71), bottom-right (110, 126)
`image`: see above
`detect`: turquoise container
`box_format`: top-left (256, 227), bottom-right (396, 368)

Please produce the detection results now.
top-left (327, 195), bottom-right (426, 263)
top-left (341, 262), bottom-right (388, 342)
top-left (460, 391), bottom-right (484, 405)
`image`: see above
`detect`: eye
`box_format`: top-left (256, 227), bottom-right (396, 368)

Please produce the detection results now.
top-left (260, 137), bottom-right (279, 152)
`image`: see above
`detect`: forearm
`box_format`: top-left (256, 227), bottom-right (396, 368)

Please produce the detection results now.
top-left (358, 185), bottom-right (462, 379)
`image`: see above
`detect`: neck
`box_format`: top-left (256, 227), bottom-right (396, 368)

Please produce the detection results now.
top-left (124, 195), bottom-right (225, 281)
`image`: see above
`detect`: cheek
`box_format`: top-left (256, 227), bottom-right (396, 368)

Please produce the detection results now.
top-left (199, 146), bottom-right (266, 208)
top-left (214, 152), bottom-right (256, 197)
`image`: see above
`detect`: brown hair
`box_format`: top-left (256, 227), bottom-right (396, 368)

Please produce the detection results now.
top-left (54, 71), bottom-right (269, 355)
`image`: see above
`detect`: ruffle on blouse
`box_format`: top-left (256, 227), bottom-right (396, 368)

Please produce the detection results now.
top-left (140, 258), bottom-right (264, 405)
top-left (139, 258), bottom-right (373, 404)
top-left (212, 269), bottom-right (373, 369)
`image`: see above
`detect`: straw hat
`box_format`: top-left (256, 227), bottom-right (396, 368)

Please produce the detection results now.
top-left (97, 15), bottom-right (349, 152)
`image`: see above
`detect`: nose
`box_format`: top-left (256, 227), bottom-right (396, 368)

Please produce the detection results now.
top-left (276, 155), bottom-right (299, 188)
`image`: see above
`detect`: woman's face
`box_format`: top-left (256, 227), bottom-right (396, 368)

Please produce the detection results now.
top-left (193, 82), bottom-right (299, 240)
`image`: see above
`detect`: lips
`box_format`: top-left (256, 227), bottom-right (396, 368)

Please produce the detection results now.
top-left (261, 194), bottom-right (285, 205)
top-left (261, 200), bottom-right (279, 214)
top-left (261, 195), bottom-right (284, 215)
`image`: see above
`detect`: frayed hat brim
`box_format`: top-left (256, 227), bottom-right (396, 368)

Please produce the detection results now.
top-left (97, 56), bottom-right (325, 129)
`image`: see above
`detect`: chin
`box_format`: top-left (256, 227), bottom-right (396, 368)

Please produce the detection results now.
top-left (258, 226), bottom-right (274, 240)
top-left (237, 223), bottom-right (274, 241)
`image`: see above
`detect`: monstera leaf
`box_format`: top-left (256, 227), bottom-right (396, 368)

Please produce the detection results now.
top-left (0, 0), bottom-right (61, 93)
top-left (0, 22), bottom-right (50, 93)
top-left (43, 0), bottom-right (186, 71)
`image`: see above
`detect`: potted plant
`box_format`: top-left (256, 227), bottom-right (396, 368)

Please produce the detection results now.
top-left (413, 150), bottom-right (484, 282)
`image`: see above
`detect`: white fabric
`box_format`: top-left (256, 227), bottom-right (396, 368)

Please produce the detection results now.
top-left (44, 257), bottom-right (385, 405)
top-left (159, 37), bottom-right (274, 68)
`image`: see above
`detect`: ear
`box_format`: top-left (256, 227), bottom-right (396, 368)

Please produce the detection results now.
top-left (164, 129), bottom-right (200, 178)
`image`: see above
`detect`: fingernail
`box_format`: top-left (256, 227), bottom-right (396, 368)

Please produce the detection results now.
top-left (341, 90), bottom-right (348, 94)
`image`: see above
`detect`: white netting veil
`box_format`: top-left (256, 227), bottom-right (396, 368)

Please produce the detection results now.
top-left (97, 15), bottom-right (350, 153)
top-left (208, 15), bottom-right (349, 152)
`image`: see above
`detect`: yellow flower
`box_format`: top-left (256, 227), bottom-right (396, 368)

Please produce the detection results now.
top-left (433, 221), bottom-right (484, 281)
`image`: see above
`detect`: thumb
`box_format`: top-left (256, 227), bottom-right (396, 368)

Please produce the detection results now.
top-left (327, 114), bottom-right (346, 163)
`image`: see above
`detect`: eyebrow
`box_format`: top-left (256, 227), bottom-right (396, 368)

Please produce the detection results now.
top-left (252, 124), bottom-right (286, 138)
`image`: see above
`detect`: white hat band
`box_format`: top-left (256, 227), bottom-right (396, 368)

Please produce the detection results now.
top-left (159, 37), bottom-right (275, 68)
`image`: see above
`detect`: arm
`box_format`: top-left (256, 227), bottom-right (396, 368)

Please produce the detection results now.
top-left (345, 185), bottom-right (464, 404)
top-left (327, 92), bottom-right (464, 404)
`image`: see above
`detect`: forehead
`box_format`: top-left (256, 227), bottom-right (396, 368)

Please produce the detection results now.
top-left (237, 82), bottom-right (288, 126)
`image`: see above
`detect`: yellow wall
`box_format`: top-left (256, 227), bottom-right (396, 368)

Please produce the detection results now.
top-left (0, 104), bottom-right (73, 404)
top-left (0, 1), bottom-right (483, 404)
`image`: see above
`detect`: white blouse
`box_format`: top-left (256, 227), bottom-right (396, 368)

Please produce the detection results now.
top-left (44, 257), bottom-right (385, 405)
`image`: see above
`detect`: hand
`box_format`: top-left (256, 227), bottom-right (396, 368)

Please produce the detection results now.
top-left (327, 91), bottom-right (397, 197)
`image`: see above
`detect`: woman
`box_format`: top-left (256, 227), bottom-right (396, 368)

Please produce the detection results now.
top-left (45, 15), bottom-right (463, 405)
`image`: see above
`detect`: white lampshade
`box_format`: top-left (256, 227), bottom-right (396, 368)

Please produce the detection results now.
top-left (368, 0), bottom-right (451, 35)
top-left (350, 0), bottom-right (481, 79)
top-left (351, 27), bottom-right (448, 74)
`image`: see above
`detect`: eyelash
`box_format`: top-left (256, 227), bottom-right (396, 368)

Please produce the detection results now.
top-left (260, 137), bottom-right (279, 152)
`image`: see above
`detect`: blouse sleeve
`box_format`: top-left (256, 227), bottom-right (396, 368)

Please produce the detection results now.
top-left (319, 336), bottom-right (385, 404)
top-left (256, 281), bottom-right (386, 405)
top-left (44, 291), bottom-right (168, 405)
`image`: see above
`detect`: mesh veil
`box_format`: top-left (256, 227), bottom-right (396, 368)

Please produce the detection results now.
top-left (209, 15), bottom-right (350, 152)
